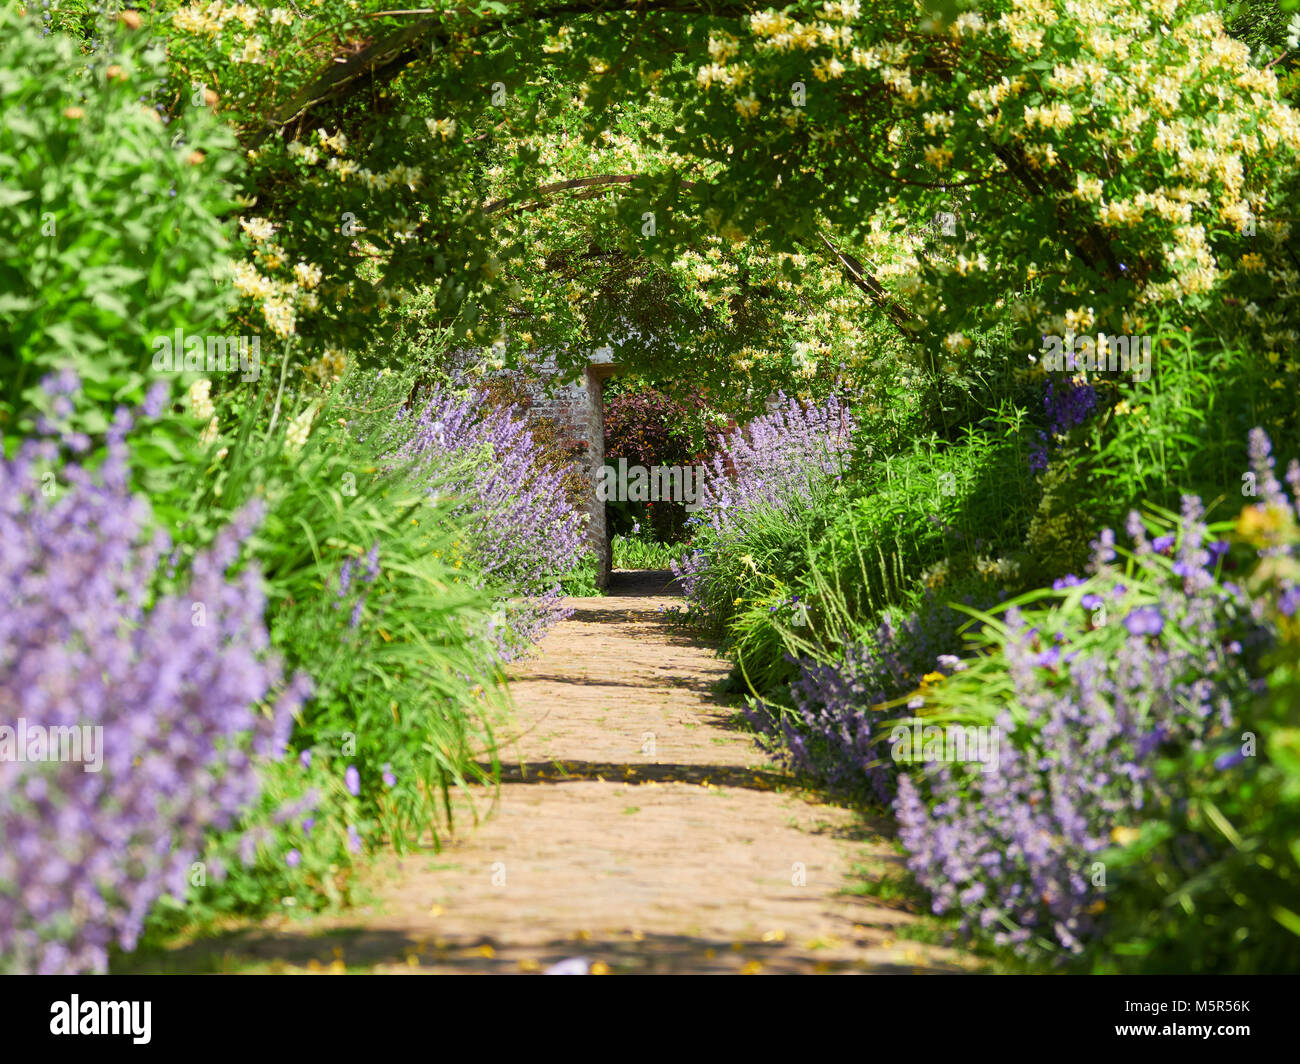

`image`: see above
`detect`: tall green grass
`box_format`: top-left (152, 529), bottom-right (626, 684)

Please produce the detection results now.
top-left (168, 368), bottom-right (511, 852)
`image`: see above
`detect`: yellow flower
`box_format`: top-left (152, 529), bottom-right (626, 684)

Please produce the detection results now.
top-left (239, 216), bottom-right (276, 243)
top-left (924, 146), bottom-right (953, 170)
top-left (1236, 503), bottom-right (1288, 542)
top-left (285, 406), bottom-right (314, 452)
top-left (262, 297), bottom-right (296, 338)
top-left (235, 35), bottom-right (265, 65)
top-left (294, 261), bottom-right (323, 289)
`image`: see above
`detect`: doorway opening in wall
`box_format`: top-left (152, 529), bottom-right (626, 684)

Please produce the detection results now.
top-left (599, 372), bottom-right (729, 574)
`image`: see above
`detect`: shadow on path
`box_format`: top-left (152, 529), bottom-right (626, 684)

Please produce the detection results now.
top-left (605, 568), bottom-right (684, 596)
top-left (481, 759), bottom-right (793, 791)
top-left (123, 924), bottom-right (967, 975)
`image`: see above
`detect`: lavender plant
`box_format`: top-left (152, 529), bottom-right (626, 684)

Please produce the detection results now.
top-left (893, 463), bottom-right (1285, 960)
top-left (692, 393), bottom-right (853, 535)
top-left (745, 589), bottom-right (983, 805)
top-left (389, 385), bottom-right (587, 659)
top-left (671, 393), bottom-right (852, 627)
top-left (0, 376), bottom-right (308, 974)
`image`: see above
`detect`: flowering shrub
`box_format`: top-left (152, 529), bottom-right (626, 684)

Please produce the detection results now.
top-left (745, 588), bottom-right (986, 805)
top-left (142, 751), bottom-right (368, 936)
top-left (192, 380), bottom-right (510, 856)
top-left (1087, 429), bottom-right (1300, 973)
top-left (391, 385), bottom-right (586, 657)
top-left (475, 374), bottom-right (588, 514)
top-left (1029, 378), bottom-right (1099, 472)
top-left (603, 384), bottom-right (722, 542)
top-left (0, 379), bottom-right (307, 974)
top-left (693, 393), bottom-right (852, 531)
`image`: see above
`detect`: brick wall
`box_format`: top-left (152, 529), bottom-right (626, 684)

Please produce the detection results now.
top-left (512, 347), bottom-right (619, 588)
top-left (499, 347), bottom-right (772, 590)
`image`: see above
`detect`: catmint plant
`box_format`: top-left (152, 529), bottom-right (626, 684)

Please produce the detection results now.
top-left (0, 375), bottom-right (308, 974)
top-left (389, 385), bottom-right (586, 658)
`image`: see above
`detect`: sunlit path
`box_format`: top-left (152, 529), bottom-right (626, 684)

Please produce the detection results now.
top-left (142, 572), bottom-right (973, 974)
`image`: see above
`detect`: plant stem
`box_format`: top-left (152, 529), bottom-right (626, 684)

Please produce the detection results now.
top-left (266, 338), bottom-right (293, 439)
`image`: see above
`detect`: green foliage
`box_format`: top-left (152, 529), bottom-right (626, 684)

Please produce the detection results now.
top-left (695, 417), bottom-right (1032, 698)
top-left (915, 500), bottom-right (1300, 973)
top-left (0, 7), bottom-right (238, 443)
top-left (16, 0), bottom-right (1300, 974)
top-left (1086, 326), bottom-right (1298, 514)
top-left (820, 420), bottom-right (1037, 627)
top-left (164, 369), bottom-right (510, 854)
top-left (476, 372), bottom-right (589, 514)
top-left (1020, 444), bottom-right (1098, 586)
top-left (1084, 495), bottom-right (1300, 974)
top-left (603, 382), bottom-right (725, 541)
top-left (1092, 664), bottom-right (1300, 973)
top-left (558, 552), bottom-right (603, 596)
top-left (140, 753), bottom-right (367, 938)
top-left (610, 532), bottom-right (684, 570)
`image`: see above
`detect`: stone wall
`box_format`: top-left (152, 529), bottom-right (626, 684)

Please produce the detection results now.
top-left (515, 347), bottom-right (620, 588)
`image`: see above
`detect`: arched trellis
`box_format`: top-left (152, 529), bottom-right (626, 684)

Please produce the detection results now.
top-left (250, 2), bottom-right (752, 148)
top-left (225, 0), bottom-right (1294, 390)
top-left (215, 0), bottom-right (1296, 467)
top-left (245, 2), bottom-right (929, 341)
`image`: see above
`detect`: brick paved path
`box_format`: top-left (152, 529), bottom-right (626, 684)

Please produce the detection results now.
top-left (147, 571), bottom-right (971, 974)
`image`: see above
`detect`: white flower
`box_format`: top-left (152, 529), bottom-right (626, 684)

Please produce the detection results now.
top-left (235, 35), bottom-right (265, 65)
top-left (188, 378), bottom-right (215, 422)
top-left (426, 117), bottom-right (457, 141)
top-left (239, 216), bottom-right (276, 242)
top-left (262, 297), bottom-right (296, 338)
top-left (293, 261), bottom-right (323, 289)
top-left (285, 406), bottom-right (315, 452)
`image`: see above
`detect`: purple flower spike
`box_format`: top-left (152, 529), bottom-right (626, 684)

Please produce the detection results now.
top-left (0, 379), bottom-right (302, 973)
top-left (1214, 749), bottom-right (1246, 771)
top-left (1122, 606), bottom-right (1164, 637)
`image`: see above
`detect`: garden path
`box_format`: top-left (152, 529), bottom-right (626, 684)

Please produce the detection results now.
top-left (162, 572), bottom-right (973, 974)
